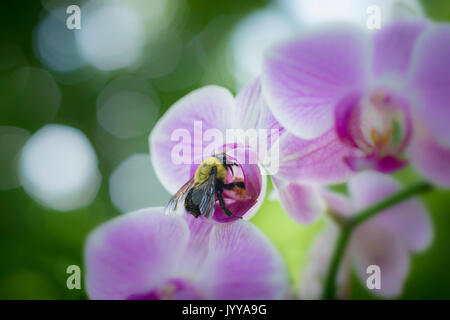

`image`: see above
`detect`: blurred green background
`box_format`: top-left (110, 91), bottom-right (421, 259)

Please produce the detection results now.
top-left (0, 0), bottom-right (449, 299)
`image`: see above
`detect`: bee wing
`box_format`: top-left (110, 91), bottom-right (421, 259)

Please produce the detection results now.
top-left (165, 176), bottom-right (195, 215)
top-left (190, 171), bottom-right (217, 219)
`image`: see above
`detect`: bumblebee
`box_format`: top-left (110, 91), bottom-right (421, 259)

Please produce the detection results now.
top-left (165, 153), bottom-right (245, 219)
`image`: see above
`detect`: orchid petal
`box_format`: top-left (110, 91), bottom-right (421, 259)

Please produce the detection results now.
top-left (200, 220), bottom-right (289, 299)
top-left (351, 221), bottom-right (410, 298)
top-left (262, 26), bottom-right (370, 139)
top-left (373, 19), bottom-right (428, 80)
top-left (408, 124), bottom-right (450, 188)
top-left (150, 86), bottom-right (235, 193)
top-left (235, 77), bottom-right (283, 144)
top-left (85, 208), bottom-right (189, 300)
top-left (276, 130), bottom-right (354, 184)
top-left (406, 25), bottom-right (450, 148)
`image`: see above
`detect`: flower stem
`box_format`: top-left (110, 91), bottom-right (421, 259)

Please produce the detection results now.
top-left (321, 227), bottom-right (351, 300)
top-left (321, 180), bottom-right (432, 300)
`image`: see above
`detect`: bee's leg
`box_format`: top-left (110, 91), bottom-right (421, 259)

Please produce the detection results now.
top-left (226, 162), bottom-right (239, 176)
top-left (228, 164), bottom-right (234, 176)
top-left (216, 189), bottom-right (242, 219)
top-left (223, 181), bottom-right (245, 190)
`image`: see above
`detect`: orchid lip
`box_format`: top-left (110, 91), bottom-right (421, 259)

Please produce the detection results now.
top-left (126, 279), bottom-right (201, 300)
top-left (335, 88), bottom-right (412, 172)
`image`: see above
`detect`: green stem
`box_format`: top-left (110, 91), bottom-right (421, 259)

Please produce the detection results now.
top-left (321, 180), bottom-right (432, 300)
top-left (321, 227), bottom-right (351, 300)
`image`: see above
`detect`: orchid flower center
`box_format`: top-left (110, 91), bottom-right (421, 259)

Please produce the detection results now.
top-left (355, 90), bottom-right (410, 158)
top-left (126, 279), bottom-right (201, 300)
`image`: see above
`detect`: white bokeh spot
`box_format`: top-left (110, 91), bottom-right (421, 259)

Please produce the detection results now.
top-left (19, 124), bottom-right (101, 211)
top-left (76, 4), bottom-right (145, 71)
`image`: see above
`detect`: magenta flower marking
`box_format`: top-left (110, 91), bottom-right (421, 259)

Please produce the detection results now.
top-left (263, 20), bottom-right (450, 186)
top-left (84, 207), bottom-right (289, 299)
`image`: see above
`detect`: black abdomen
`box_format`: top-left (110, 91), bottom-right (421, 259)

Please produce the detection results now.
top-left (184, 188), bottom-right (201, 218)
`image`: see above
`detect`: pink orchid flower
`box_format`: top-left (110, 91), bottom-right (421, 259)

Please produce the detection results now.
top-left (150, 78), bottom-right (352, 222)
top-left (263, 20), bottom-right (450, 187)
top-left (84, 207), bottom-right (289, 299)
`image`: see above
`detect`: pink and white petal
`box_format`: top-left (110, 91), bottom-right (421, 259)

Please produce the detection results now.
top-left (85, 208), bottom-right (190, 300)
top-left (373, 19), bottom-right (428, 80)
top-left (150, 86), bottom-right (235, 193)
top-left (235, 77), bottom-right (284, 133)
top-left (200, 220), bottom-right (289, 299)
top-left (178, 214), bottom-right (215, 279)
top-left (262, 26), bottom-right (370, 139)
top-left (375, 198), bottom-right (432, 252)
top-left (348, 171), bottom-right (431, 252)
top-left (351, 222), bottom-right (410, 298)
top-left (272, 177), bottom-right (326, 224)
top-left (408, 125), bottom-right (450, 188)
top-left (406, 25), bottom-right (450, 148)
top-left (233, 78), bottom-right (283, 179)
top-left (276, 130), bottom-right (354, 184)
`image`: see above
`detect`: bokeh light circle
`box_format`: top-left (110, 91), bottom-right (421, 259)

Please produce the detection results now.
top-left (76, 4), bottom-right (145, 71)
top-left (19, 124), bottom-right (101, 211)
top-left (231, 8), bottom-right (295, 86)
top-left (35, 6), bottom-right (86, 72)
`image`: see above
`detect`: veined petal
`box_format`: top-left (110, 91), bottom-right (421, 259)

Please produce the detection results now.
top-left (150, 86), bottom-right (235, 193)
top-left (178, 215), bottom-right (215, 280)
top-left (234, 78), bottom-right (284, 175)
top-left (276, 130), bottom-right (354, 184)
top-left (199, 220), bottom-right (289, 299)
top-left (84, 208), bottom-right (190, 300)
top-left (406, 24), bottom-right (450, 148)
top-left (262, 25), bottom-right (370, 139)
top-left (373, 19), bottom-right (428, 81)
top-left (235, 77), bottom-right (283, 141)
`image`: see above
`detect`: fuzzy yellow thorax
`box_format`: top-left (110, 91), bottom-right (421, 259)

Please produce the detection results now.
top-left (194, 157), bottom-right (227, 184)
